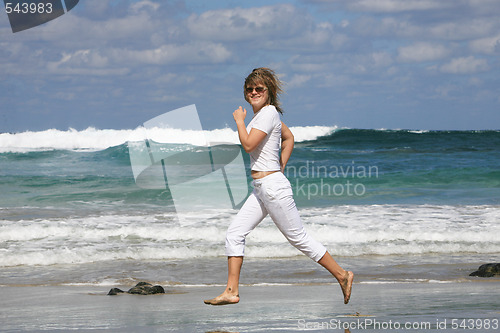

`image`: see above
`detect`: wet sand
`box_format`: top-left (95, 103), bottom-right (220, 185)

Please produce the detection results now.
top-left (1, 280), bottom-right (499, 332)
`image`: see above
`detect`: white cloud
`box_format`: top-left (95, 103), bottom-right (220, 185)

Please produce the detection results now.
top-left (186, 4), bottom-right (309, 42)
top-left (186, 4), bottom-right (344, 54)
top-left (350, 0), bottom-right (446, 12)
top-left (470, 34), bottom-right (500, 54)
top-left (313, 0), bottom-right (500, 45)
top-left (464, 0), bottom-right (500, 15)
top-left (130, 0), bottom-right (160, 14)
top-left (434, 84), bottom-right (456, 98)
top-left (397, 42), bottom-right (450, 63)
top-left (287, 74), bottom-right (312, 88)
top-left (310, 0), bottom-right (449, 12)
top-left (46, 49), bottom-right (128, 75)
top-left (291, 22), bottom-right (335, 47)
top-left (45, 41), bottom-right (232, 74)
top-left (289, 61), bottom-right (327, 73)
top-left (371, 52), bottom-right (393, 68)
top-left (110, 42), bottom-right (232, 65)
top-left (439, 56), bottom-right (489, 74)
top-left (351, 16), bottom-right (421, 38)
top-left (428, 19), bottom-right (498, 41)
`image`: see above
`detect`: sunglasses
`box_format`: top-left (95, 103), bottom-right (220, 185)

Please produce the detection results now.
top-left (245, 86), bottom-right (267, 94)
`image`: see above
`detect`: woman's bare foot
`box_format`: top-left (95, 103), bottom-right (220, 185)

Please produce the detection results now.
top-left (341, 271), bottom-right (354, 304)
top-left (204, 293), bottom-right (240, 306)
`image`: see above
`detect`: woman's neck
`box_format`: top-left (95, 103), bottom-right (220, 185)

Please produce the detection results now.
top-left (253, 104), bottom-right (270, 114)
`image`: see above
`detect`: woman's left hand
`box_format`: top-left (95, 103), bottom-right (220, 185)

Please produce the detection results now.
top-left (233, 106), bottom-right (247, 123)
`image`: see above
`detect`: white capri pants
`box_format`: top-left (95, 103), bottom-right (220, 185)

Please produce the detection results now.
top-left (225, 172), bottom-right (327, 262)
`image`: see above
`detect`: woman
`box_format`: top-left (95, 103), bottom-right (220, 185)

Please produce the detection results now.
top-left (204, 68), bottom-right (353, 305)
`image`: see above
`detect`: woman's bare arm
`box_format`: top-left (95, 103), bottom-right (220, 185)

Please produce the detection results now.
top-left (280, 122), bottom-right (294, 172)
top-left (233, 106), bottom-right (267, 153)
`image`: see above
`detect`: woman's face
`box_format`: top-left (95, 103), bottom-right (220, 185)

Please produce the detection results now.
top-left (245, 82), bottom-right (269, 111)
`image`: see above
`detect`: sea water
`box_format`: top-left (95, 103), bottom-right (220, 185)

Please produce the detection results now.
top-left (0, 127), bottom-right (499, 287)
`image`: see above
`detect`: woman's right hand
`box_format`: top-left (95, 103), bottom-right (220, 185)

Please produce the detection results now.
top-left (233, 106), bottom-right (247, 124)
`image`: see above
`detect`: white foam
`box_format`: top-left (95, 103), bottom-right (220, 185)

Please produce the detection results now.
top-left (1, 204), bottom-right (499, 267)
top-left (0, 125), bottom-right (338, 153)
top-left (0, 127), bottom-right (134, 152)
top-left (359, 279), bottom-right (458, 284)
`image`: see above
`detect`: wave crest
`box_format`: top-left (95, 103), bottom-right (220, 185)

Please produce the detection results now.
top-left (0, 126), bottom-right (338, 153)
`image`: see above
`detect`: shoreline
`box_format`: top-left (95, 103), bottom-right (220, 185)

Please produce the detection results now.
top-left (1, 280), bottom-right (499, 332)
top-left (1, 254), bottom-right (498, 287)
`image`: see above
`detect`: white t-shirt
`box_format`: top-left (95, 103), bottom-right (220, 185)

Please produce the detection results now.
top-left (246, 105), bottom-right (281, 171)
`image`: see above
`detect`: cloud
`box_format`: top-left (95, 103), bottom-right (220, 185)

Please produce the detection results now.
top-left (439, 56), bottom-right (489, 74)
top-left (397, 42), bottom-right (450, 63)
top-left (111, 42), bottom-right (232, 65)
top-left (287, 74), bottom-right (313, 88)
top-left (428, 19), bottom-right (498, 41)
top-left (130, 0), bottom-right (161, 14)
top-left (371, 51), bottom-right (393, 68)
top-left (307, 0), bottom-right (449, 12)
top-left (308, 0), bottom-right (500, 44)
top-left (470, 34), bottom-right (500, 54)
top-left (46, 49), bottom-right (129, 75)
top-left (45, 42), bottom-right (232, 75)
top-left (349, 16), bottom-right (418, 38)
top-left (186, 4), bottom-right (347, 55)
top-left (186, 4), bottom-right (310, 42)
top-left (348, 0), bottom-right (446, 12)
top-left (308, 0), bottom-right (500, 15)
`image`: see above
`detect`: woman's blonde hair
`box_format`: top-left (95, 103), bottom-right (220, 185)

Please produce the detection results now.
top-left (244, 67), bottom-right (284, 114)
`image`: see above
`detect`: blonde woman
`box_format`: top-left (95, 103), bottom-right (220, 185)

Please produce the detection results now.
top-left (204, 68), bottom-right (353, 305)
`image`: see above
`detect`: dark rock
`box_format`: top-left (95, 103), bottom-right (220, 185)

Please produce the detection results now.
top-left (108, 282), bottom-right (165, 295)
top-left (107, 288), bottom-right (125, 296)
top-left (126, 282), bottom-right (165, 295)
top-left (148, 285), bottom-right (166, 294)
top-left (469, 263), bottom-right (500, 277)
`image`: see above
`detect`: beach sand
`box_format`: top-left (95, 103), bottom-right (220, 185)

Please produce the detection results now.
top-left (1, 280), bottom-right (499, 332)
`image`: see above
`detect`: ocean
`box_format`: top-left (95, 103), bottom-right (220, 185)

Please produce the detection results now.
top-left (0, 127), bottom-right (499, 288)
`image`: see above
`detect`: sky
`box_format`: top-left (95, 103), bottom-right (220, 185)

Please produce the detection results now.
top-left (1, 0), bottom-right (499, 133)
